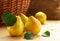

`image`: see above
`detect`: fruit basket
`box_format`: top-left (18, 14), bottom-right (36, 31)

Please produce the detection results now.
top-left (0, 0), bottom-right (30, 26)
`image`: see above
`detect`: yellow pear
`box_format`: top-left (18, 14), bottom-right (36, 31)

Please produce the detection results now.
top-left (20, 13), bottom-right (28, 25)
top-left (25, 16), bottom-right (41, 35)
top-left (7, 16), bottom-right (24, 36)
top-left (35, 12), bottom-right (47, 24)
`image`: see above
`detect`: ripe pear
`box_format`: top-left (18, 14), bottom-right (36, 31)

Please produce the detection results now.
top-left (25, 16), bottom-right (41, 35)
top-left (35, 12), bottom-right (47, 24)
top-left (7, 16), bottom-right (24, 36)
top-left (20, 13), bottom-right (28, 25)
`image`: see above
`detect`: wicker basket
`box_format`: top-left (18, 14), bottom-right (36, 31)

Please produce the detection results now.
top-left (0, 0), bottom-right (30, 26)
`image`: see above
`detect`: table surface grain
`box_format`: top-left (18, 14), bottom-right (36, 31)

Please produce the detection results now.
top-left (0, 20), bottom-right (60, 41)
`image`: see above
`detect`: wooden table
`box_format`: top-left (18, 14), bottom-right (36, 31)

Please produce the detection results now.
top-left (0, 20), bottom-right (60, 41)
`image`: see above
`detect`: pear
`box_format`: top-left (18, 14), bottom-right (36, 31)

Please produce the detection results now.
top-left (35, 12), bottom-right (47, 24)
top-left (7, 16), bottom-right (24, 36)
top-left (20, 13), bottom-right (28, 25)
top-left (25, 16), bottom-right (41, 35)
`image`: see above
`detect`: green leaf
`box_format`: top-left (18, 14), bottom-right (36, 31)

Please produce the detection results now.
top-left (42, 31), bottom-right (50, 37)
top-left (2, 12), bottom-right (17, 26)
top-left (24, 32), bottom-right (35, 40)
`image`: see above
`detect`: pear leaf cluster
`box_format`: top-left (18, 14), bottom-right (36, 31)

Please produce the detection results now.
top-left (2, 12), bottom-right (17, 26)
